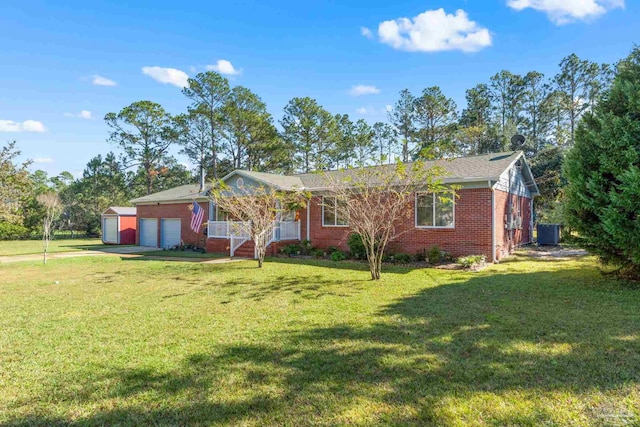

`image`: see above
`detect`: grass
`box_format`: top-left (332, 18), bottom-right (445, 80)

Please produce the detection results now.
top-left (138, 249), bottom-right (225, 259)
top-left (1, 254), bottom-right (639, 426)
top-left (0, 238), bottom-right (107, 256)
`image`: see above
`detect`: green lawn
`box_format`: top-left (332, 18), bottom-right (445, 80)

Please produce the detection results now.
top-left (1, 254), bottom-right (639, 426)
top-left (0, 238), bottom-right (107, 256)
top-left (139, 249), bottom-right (226, 259)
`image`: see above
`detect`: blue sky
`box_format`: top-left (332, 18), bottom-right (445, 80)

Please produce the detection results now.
top-left (1, 0), bottom-right (637, 177)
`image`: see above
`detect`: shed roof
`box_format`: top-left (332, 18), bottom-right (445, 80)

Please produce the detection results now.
top-left (102, 206), bottom-right (137, 215)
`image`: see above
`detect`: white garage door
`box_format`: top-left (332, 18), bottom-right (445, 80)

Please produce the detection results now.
top-left (161, 219), bottom-right (181, 249)
top-left (139, 218), bottom-right (158, 247)
top-left (103, 217), bottom-right (118, 244)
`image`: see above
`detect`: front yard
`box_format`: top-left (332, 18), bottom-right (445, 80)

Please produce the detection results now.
top-left (0, 238), bottom-right (107, 256)
top-left (1, 254), bottom-right (639, 426)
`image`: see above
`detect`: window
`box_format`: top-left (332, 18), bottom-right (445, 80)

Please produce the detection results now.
top-left (209, 202), bottom-right (230, 221)
top-left (416, 192), bottom-right (454, 228)
top-left (322, 196), bottom-right (348, 226)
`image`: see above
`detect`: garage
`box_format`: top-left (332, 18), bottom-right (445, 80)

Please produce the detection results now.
top-left (101, 207), bottom-right (137, 245)
top-left (161, 219), bottom-right (181, 249)
top-left (139, 218), bottom-right (158, 247)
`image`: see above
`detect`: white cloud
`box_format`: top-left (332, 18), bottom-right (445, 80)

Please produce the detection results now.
top-left (92, 75), bottom-right (117, 86)
top-left (385, 104), bottom-right (392, 112)
top-left (507, 0), bottom-right (624, 24)
top-left (64, 110), bottom-right (92, 119)
top-left (33, 157), bottom-right (53, 164)
top-left (377, 8), bottom-right (492, 53)
top-left (356, 107), bottom-right (368, 114)
top-left (349, 85), bottom-right (381, 96)
top-left (0, 119), bottom-right (46, 133)
top-left (361, 26), bottom-right (373, 39)
top-left (355, 106), bottom-right (390, 116)
top-left (142, 66), bottom-right (189, 88)
top-left (206, 59), bottom-right (241, 76)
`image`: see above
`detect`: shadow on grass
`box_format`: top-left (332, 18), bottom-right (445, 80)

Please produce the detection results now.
top-left (267, 256), bottom-right (416, 275)
top-left (6, 265), bottom-right (640, 426)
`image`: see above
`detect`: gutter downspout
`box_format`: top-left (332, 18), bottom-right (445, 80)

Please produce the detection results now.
top-left (306, 196), bottom-right (311, 241)
top-left (490, 180), bottom-right (496, 263)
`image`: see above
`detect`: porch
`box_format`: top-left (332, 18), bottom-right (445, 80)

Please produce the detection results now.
top-left (207, 220), bottom-right (301, 257)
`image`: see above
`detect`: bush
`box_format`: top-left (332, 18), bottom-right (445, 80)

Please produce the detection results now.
top-left (393, 253), bottom-right (412, 264)
top-left (327, 246), bottom-right (339, 254)
top-left (457, 255), bottom-right (486, 269)
top-left (330, 250), bottom-right (346, 261)
top-left (311, 248), bottom-right (325, 258)
top-left (300, 239), bottom-right (312, 255)
top-left (428, 245), bottom-right (443, 264)
top-left (0, 222), bottom-right (29, 240)
top-left (347, 233), bottom-right (367, 260)
top-left (280, 244), bottom-right (302, 257)
top-left (414, 250), bottom-right (426, 262)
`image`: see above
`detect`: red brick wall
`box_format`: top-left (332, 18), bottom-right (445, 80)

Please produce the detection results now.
top-left (136, 203), bottom-right (207, 248)
top-left (119, 215), bottom-right (137, 245)
top-left (494, 190), bottom-right (532, 260)
top-left (299, 189), bottom-right (495, 260)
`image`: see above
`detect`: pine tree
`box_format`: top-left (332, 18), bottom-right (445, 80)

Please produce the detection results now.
top-left (565, 47), bottom-right (640, 275)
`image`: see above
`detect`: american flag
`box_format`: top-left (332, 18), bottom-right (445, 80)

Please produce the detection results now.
top-left (190, 201), bottom-right (205, 233)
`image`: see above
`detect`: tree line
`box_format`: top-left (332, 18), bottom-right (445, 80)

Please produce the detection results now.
top-left (0, 51), bottom-right (615, 238)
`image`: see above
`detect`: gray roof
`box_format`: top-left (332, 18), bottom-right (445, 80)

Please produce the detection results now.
top-left (103, 206), bottom-right (137, 215)
top-left (131, 151), bottom-right (535, 204)
top-left (230, 170), bottom-right (304, 191)
top-left (130, 184), bottom-right (211, 205)
top-left (296, 151), bottom-right (525, 189)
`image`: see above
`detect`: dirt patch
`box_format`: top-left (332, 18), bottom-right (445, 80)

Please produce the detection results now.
top-left (516, 245), bottom-right (588, 260)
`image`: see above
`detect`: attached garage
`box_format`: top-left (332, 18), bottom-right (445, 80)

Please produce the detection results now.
top-left (161, 219), bottom-right (181, 248)
top-left (139, 218), bottom-right (158, 247)
top-left (101, 207), bottom-right (137, 245)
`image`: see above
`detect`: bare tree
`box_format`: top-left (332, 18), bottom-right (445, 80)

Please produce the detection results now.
top-left (37, 192), bottom-right (62, 265)
top-left (323, 162), bottom-right (448, 280)
top-left (210, 183), bottom-right (308, 268)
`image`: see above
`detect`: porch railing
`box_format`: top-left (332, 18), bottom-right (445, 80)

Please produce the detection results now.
top-left (208, 220), bottom-right (300, 242)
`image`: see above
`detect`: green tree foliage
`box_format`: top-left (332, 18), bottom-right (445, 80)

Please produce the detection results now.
top-left (413, 86), bottom-right (458, 159)
top-left (564, 47), bottom-right (640, 274)
top-left (330, 114), bottom-right (355, 169)
top-left (372, 122), bottom-right (396, 164)
top-left (458, 84), bottom-right (500, 155)
top-left (0, 141), bottom-right (32, 225)
top-left (521, 71), bottom-right (553, 156)
top-left (182, 71), bottom-right (231, 179)
top-left (530, 147), bottom-right (566, 220)
top-left (219, 86), bottom-right (284, 172)
top-left (553, 54), bottom-right (612, 146)
top-left (281, 97), bottom-right (335, 172)
top-left (352, 119), bottom-right (375, 165)
top-left (105, 101), bottom-right (175, 195)
top-left (388, 89), bottom-right (416, 162)
top-left (489, 70), bottom-right (525, 150)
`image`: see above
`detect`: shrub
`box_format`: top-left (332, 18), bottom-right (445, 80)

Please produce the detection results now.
top-left (414, 250), bottom-right (426, 262)
top-left (330, 250), bottom-right (346, 261)
top-left (394, 253), bottom-right (412, 264)
top-left (311, 248), bottom-right (325, 258)
top-left (0, 222), bottom-right (29, 240)
top-left (457, 255), bottom-right (486, 269)
top-left (327, 246), bottom-right (339, 254)
top-left (280, 244), bottom-right (302, 257)
top-left (300, 239), bottom-right (313, 255)
top-left (428, 245), bottom-right (443, 265)
top-left (441, 250), bottom-right (455, 263)
top-left (347, 233), bottom-right (367, 260)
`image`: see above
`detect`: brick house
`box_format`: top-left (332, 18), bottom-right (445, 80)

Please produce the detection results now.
top-left (131, 151), bottom-right (538, 262)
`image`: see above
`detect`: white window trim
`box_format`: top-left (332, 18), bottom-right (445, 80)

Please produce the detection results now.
top-left (415, 191), bottom-right (455, 229)
top-left (321, 196), bottom-right (349, 227)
